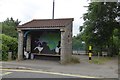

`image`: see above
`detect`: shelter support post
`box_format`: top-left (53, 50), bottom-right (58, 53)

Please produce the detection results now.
top-left (18, 30), bottom-right (24, 60)
top-left (26, 34), bottom-right (31, 52)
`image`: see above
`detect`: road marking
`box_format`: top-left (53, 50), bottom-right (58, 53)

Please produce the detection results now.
top-left (0, 72), bottom-right (12, 76)
top-left (1, 69), bottom-right (99, 78)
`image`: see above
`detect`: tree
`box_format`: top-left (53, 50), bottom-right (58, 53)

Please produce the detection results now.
top-left (2, 17), bottom-right (21, 38)
top-left (72, 36), bottom-right (85, 51)
top-left (81, 2), bottom-right (120, 56)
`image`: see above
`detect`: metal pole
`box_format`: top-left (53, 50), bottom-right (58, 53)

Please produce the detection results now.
top-left (52, 0), bottom-right (55, 19)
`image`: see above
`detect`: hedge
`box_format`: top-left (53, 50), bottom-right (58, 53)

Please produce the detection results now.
top-left (0, 34), bottom-right (18, 61)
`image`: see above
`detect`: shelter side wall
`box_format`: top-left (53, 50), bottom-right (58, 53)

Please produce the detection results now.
top-left (61, 22), bottom-right (73, 63)
top-left (65, 22), bottom-right (73, 59)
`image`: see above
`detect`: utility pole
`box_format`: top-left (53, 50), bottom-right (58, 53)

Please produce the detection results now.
top-left (52, 0), bottom-right (55, 19)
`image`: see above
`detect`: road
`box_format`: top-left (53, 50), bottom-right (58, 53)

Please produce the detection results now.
top-left (2, 69), bottom-right (76, 78)
top-left (1, 69), bottom-right (100, 80)
top-left (1, 55), bottom-right (118, 79)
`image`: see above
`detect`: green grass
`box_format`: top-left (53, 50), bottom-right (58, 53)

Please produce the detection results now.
top-left (90, 57), bottom-right (112, 64)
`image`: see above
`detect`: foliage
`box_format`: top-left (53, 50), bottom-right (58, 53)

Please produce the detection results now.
top-left (80, 2), bottom-right (120, 56)
top-left (0, 44), bottom-right (9, 61)
top-left (72, 36), bottom-right (85, 51)
top-left (2, 17), bottom-right (20, 38)
top-left (0, 34), bottom-right (18, 60)
top-left (1, 17), bottom-right (20, 60)
top-left (0, 22), bottom-right (2, 34)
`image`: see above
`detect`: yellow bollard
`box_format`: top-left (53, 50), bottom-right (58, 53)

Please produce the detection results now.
top-left (88, 46), bottom-right (92, 62)
top-left (89, 52), bottom-right (92, 60)
top-left (89, 46), bottom-right (92, 51)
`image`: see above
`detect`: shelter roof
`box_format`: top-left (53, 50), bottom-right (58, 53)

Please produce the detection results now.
top-left (18, 18), bottom-right (74, 28)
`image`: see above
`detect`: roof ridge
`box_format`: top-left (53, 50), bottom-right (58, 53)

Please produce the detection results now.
top-left (32, 18), bottom-right (74, 21)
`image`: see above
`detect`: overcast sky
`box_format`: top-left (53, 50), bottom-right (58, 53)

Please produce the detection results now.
top-left (0, 0), bottom-right (89, 36)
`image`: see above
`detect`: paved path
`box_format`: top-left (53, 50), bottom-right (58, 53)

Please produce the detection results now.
top-left (1, 55), bottom-right (118, 78)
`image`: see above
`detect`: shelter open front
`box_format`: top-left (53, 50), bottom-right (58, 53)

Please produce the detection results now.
top-left (30, 29), bottom-right (61, 56)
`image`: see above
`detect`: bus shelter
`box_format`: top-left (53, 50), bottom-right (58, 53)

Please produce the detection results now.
top-left (17, 18), bottom-right (74, 64)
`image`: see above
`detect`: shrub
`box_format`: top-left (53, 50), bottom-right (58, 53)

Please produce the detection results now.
top-left (0, 34), bottom-right (18, 61)
top-left (0, 44), bottom-right (9, 61)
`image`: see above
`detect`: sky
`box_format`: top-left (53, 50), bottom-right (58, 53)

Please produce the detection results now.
top-left (0, 0), bottom-right (89, 36)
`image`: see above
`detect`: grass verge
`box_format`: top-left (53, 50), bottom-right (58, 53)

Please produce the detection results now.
top-left (90, 57), bottom-right (112, 64)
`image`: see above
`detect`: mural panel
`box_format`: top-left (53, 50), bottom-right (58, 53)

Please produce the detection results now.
top-left (31, 30), bottom-right (61, 54)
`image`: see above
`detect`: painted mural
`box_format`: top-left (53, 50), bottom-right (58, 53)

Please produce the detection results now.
top-left (31, 30), bottom-right (61, 54)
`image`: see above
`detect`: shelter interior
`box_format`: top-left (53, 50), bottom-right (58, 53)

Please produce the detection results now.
top-left (24, 29), bottom-right (61, 56)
